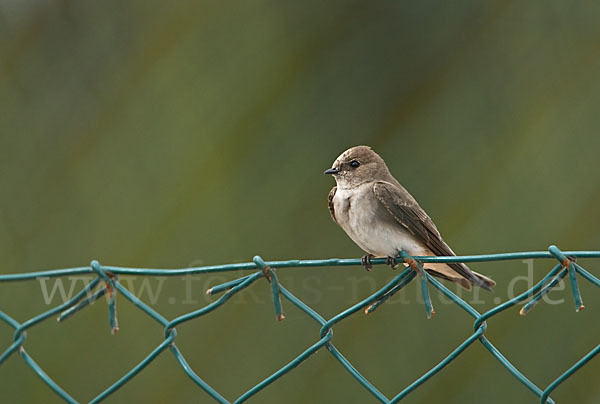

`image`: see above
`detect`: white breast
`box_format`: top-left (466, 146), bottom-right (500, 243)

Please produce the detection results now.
top-left (333, 184), bottom-right (426, 257)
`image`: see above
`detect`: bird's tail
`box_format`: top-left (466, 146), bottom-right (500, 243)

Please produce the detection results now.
top-left (424, 263), bottom-right (495, 291)
top-left (471, 270), bottom-right (496, 290)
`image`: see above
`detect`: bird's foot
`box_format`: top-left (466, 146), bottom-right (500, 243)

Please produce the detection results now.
top-left (361, 254), bottom-right (374, 271)
top-left (385, 256), bottom-right (399, 269)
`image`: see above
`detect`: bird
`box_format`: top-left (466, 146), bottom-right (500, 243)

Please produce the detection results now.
top-left (324, 145), bottom-right (495, 291)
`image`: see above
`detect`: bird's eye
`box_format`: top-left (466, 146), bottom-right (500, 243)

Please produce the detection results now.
top-left (350, 160), bottom-right (360, 168)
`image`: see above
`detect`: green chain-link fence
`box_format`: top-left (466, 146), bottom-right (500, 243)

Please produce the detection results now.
top-left (1, 245), bottom-right (599, 403)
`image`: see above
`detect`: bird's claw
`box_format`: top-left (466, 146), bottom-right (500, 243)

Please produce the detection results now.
top-left (386, 256), bottom-right (399, 269)
top-left (361, 254), bottom-right (374, 271)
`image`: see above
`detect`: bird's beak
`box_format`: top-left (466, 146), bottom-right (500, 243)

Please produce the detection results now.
top-left (324, 167), bottom-right (339, 175)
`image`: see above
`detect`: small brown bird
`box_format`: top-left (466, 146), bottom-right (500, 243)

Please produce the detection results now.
top-left (325, 145), bottom-right (495, 291)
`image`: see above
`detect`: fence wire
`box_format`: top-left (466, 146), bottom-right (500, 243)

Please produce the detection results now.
top-left (1, 245), bottom-right (599, 403)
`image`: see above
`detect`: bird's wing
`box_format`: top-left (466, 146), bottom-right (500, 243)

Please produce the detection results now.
top-left (328, 186), bottom-right (338, 224)
top-left (372, 181), bottom-right (489, 289)
top-left (372, 181), bottom-right (442, 248)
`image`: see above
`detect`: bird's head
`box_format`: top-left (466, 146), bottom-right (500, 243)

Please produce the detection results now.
top-left (324, 145), bottom-right (392, 188)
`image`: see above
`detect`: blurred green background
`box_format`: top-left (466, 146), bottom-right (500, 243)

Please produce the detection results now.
top-left (1, 1), bottom-right (599, 403)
